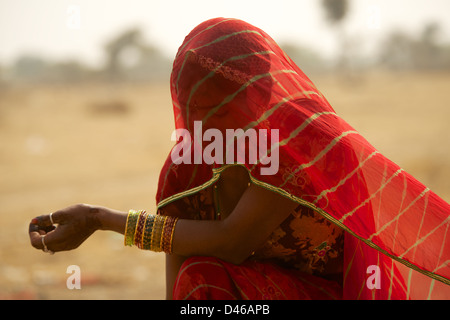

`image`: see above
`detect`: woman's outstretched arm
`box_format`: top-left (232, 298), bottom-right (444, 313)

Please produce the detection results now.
top-left (29, 184), bottom-right (296, 262)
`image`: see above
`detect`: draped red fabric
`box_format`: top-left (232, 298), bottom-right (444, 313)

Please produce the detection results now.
top-left (156, 17), bottom-right (450, 299)
top-left (173, 256), bottom-right (342, 300)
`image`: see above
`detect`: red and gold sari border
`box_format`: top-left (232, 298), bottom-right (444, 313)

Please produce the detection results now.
top-left (157, 163), bottom-right (450, 287)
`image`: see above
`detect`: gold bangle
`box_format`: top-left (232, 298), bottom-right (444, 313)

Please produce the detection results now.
top-left (142, 214), bottom-right (155, 250)
top-left (151, 215), bottom-right (165, 252)
top-left (126, 212), bottom-right (179, 254)
top-left (134, 210), bottom-right (148, 249)
top-left (124, 210), bottom-right (140, 247)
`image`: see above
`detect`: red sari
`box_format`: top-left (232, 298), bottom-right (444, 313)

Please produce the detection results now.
top-left (156, 18), bottom-right (450, 299)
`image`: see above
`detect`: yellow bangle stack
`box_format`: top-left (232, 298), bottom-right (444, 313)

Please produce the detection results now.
top-left (124, 210), bottom-right (178, 253)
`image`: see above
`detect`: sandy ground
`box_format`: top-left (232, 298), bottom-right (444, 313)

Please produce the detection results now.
top-left (0, 72), bottom-right (449, 299)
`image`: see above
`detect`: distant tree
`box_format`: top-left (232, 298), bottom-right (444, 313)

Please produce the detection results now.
top-left (103, 27), bottom-right (170, 82)
top-left (321, 0), bottom-right (351, 74)
top-left (48, 60), bottom-right (90, 83)
top-left (281, 42), bottom-right (329, 74)
top-left (127, 44), bottom-right (171, 82)
top-left (378, 22), bottom-right (450, 71)
top-left (12, 55), bottom-right (48, 81)
top-left (7, 27), bottom-right (171, 84)
top-left (321, 0), bottom-right (348, 25)
top-left (378, 30), bottom-right (414, 70)
top-left (104, 28), bottom-right (142, 80)
top-left (10, 54), bottom-right (93, 83)
top-left (413, 22), bottom-right (442, 70)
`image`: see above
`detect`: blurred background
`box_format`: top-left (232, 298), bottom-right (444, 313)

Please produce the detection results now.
top-left (0, 0), bottom-right (449, 299)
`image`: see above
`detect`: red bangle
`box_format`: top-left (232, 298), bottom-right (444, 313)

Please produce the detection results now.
top-left (133, 210), bottom-right (148, 249)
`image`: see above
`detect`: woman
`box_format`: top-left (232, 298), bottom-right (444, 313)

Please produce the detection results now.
top-left (29, 18), bottom-right (450, 300)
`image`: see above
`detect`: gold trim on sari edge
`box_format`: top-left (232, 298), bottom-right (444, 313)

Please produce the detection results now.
top-left (156, 163), bottom-right (450, 286)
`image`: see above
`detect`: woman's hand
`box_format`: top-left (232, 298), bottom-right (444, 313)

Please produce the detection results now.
top-left (29, 204), bottom-right (103, 253)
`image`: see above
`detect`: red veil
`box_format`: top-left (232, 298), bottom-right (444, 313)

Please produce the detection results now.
top-left (156, 18), bottom-right (450, 299)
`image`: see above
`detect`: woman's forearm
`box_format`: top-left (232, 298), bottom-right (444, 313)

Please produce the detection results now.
top-left (95, 206), bottom-right (128, 235)
top-left (94, 183), bottom-right (297, 264)
top-left (171, 218), bottom-right (237, 262)
top-left (94, 205), bottom-right (238, 262)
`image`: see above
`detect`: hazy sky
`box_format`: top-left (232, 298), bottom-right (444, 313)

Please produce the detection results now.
top-left (1, 0), bottom-right (449, 67)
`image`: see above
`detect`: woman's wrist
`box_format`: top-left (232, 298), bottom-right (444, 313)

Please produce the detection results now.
top-left (86, 205), bottom-right (128, 234)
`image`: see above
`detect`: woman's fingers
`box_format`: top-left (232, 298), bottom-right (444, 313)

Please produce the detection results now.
top-left (40, 226), bottom-right (68, 251)
top-left (29, 224), bottom-right (47, 250)
top-left (29, 226), bottom-right (66, 252)
top-left (32, 211), bottom-right (63, 228)
top-left (29, 211), bottom-right (62, 252)
top-left (29, 204), bottom-right (95, 253)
